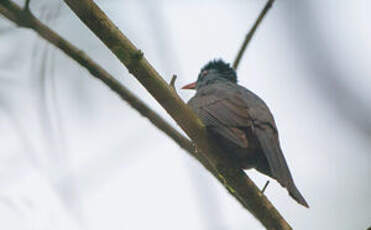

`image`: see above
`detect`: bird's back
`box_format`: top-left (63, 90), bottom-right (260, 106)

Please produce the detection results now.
top-left (188, 82), bottom-right (309, 207)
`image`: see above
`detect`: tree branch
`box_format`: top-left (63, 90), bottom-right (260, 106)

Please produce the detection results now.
top-left (61, 0), bottom-right (292, 228)
top-left (24, 0), bottom-right (30, 11)
top-left (0, 0), bottom-right (292, 229)
top-left (0, 0), bottom-right (210, 164)
top-left (233, 0), bottom-right (274, 70)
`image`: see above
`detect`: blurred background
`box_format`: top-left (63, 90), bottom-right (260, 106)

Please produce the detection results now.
top-left (0, 0), bottom-right (370, 229)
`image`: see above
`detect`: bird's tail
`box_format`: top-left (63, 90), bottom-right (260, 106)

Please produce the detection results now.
top-left (254, 127), bottom-right (309, 208)
top-left (288, 183), bottom-right (309, 208)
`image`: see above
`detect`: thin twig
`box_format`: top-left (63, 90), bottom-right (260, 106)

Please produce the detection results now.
top-left (233, 0), bottom-right (274, 70)
top-left (0, 0), bottom-right (200, 163)
top-left (261, 180), bottom-right (270, 193)
top-left (24, 0), bottom-right (30, 11)
top-left (169, 74), bottom-right (177, 90)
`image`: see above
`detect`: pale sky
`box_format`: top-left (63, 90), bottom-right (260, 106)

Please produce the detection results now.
top-left (0, 0), bottom-right (370, 229)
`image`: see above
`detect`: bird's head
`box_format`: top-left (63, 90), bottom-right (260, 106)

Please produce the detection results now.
top-left (182, 59), bottom-right (237, 90)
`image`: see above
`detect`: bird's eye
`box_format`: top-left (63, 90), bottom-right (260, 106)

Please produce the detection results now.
top-left (201, 70), bottom-right (208, 78)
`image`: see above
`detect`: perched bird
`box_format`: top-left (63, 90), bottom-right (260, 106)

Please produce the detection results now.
top-left (182, 59), bottom-right (309, 208)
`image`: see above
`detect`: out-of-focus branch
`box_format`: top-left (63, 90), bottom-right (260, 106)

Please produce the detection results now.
top-left (0, 0), bottom-right (292, 228)
top-left (61, 0), bottom-right (291, 229)
top-left (233, 0), bottom-right (274, 70)
top-left (0, 0), bottom-right (200, 163)
top-left (281, 1), bottom-right (371, 138)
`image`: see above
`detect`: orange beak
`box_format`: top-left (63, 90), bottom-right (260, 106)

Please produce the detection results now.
top-left (181, 82), bottom-right (196, 90)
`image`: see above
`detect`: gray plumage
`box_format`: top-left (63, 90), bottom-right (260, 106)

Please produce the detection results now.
top-left (185, 60), bottom-right (309, 207)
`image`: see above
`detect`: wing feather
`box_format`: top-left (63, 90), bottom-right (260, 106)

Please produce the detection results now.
top-left (188, 90), bottom-right (251, 148)
top-left (188, 83), bottom-right (291, 182)
top-left (188, 82), bottom-right (309, 207)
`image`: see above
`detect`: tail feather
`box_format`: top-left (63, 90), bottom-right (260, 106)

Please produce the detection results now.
top-left (288, 183), bottom-right (309, 208)
top-left (255, 127), bottom-right (309, 208)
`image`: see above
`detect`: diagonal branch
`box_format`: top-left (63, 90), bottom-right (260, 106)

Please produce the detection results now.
top-left (233, 0), bottom-right (274, 70)
top-left (62, 0), bottom-right (291, 229)
top-left (0, 0), bottom-right (291, 229)
top-left (0, 0), bottom-right (211, 168)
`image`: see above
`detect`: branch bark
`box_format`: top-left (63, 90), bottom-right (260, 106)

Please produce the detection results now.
top-left (0, 0), bottom-right (292, 229)
top-left (0, 0), bottom-right (210, 169)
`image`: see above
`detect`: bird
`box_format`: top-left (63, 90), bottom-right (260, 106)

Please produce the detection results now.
top-left (182, 59), bottom-right (309, 208)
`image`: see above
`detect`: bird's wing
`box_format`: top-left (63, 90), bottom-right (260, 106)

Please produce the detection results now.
top-left (235, 87), bottom-right (289, 182)
top-left (236, 87), bottom-right (293, 184)
top-left (188, 84), bottom-right (308, 207)
top-left (188, 89), bottom-right (251, 148)
top-left (189, 85), bottom-right (289, 183)
top-left (239, 87), bottom-right (309, 207)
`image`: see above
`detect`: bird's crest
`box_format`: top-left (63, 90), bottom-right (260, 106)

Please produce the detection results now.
top-left (200, 59), bottom-right (237, 83)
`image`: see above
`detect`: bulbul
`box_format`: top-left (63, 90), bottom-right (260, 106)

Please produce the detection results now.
top-left (182, 59), bottom-right (309, 208)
